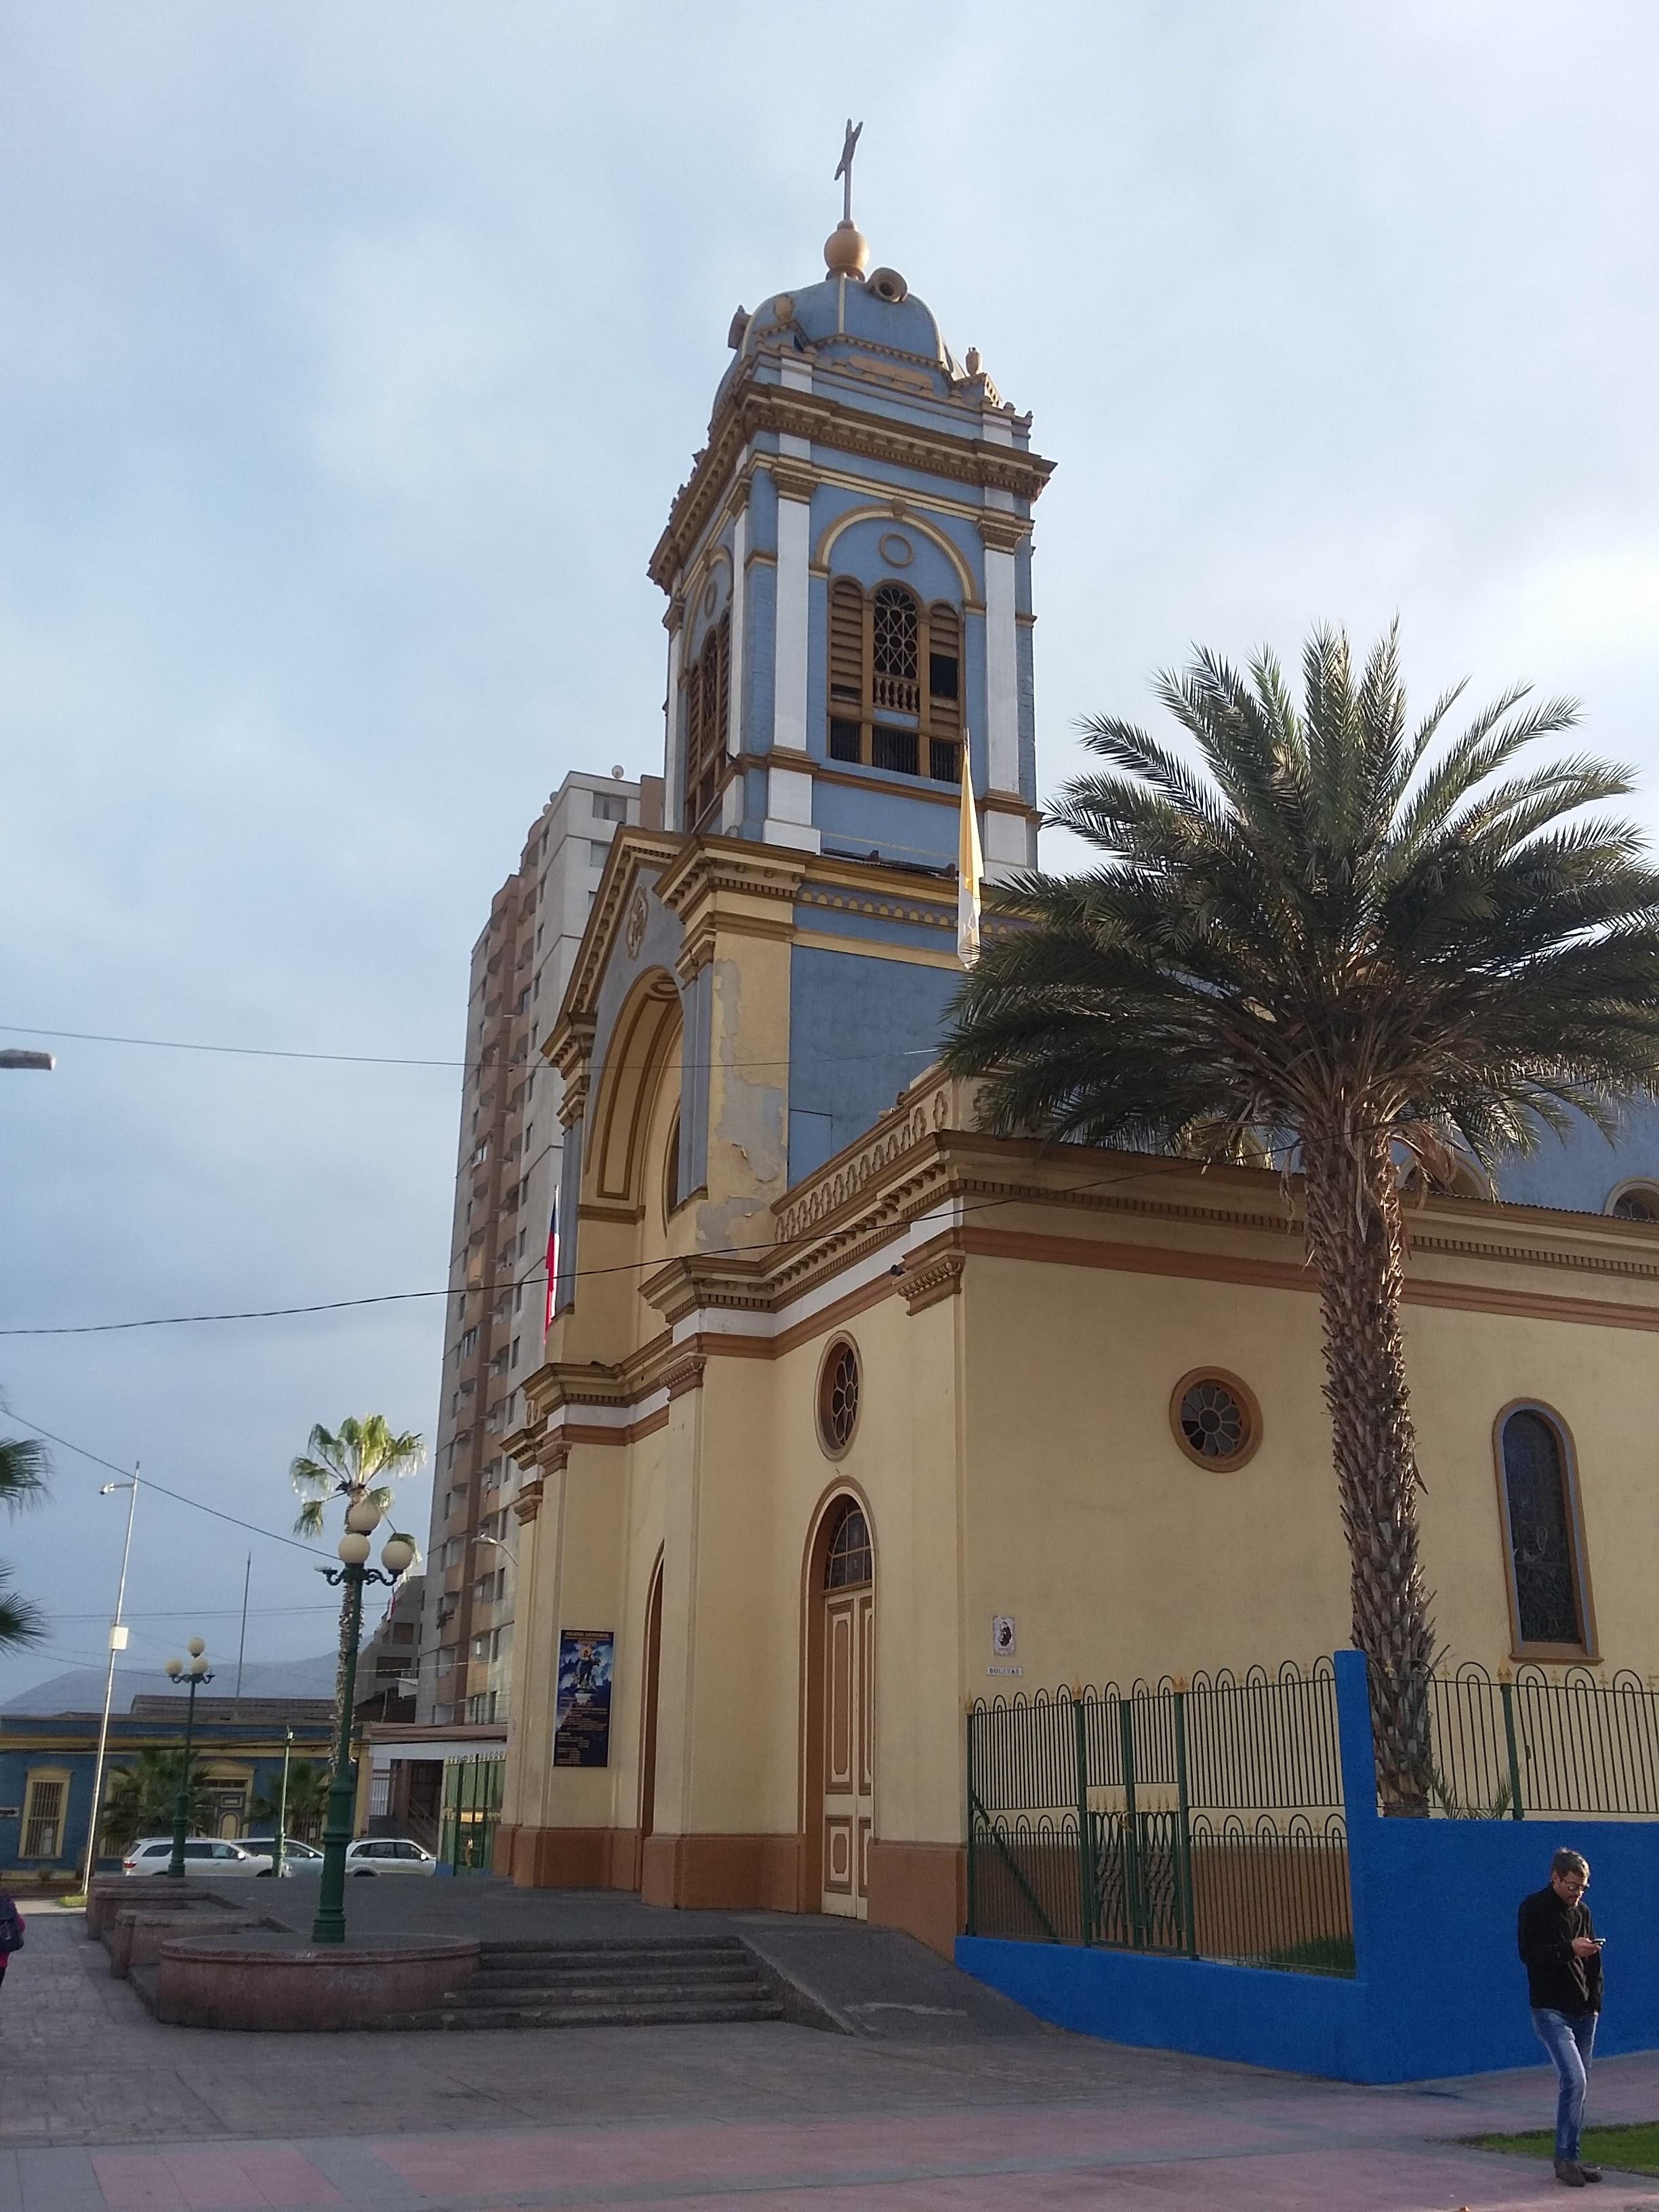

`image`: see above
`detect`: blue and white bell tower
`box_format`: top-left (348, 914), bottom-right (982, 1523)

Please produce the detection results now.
top-left (650, 151), bottom-right (1052, 879)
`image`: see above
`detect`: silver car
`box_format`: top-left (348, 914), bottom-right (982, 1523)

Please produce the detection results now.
top-left (342, 1837), bottom-right (437, 1877)
top-left (121, 1837), bottom-right (274, 1876)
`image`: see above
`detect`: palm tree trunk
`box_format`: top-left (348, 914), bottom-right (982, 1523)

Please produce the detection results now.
top-left (1300, 1117), bottom-right (1437, 1811)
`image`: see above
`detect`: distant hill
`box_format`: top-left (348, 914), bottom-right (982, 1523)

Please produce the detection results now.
top-left (1, 1651), bottom-right (337, 1716)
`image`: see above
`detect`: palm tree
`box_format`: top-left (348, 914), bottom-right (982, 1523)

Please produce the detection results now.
top-left (250, 1759), bottom-right (330, 1845)
top-left (290, 1416), bottom-right (424, 1731)
top-left (0, 1431), bottom-right (48, 1652)
top-left (942, 625), bottom-right (1659, 1808)
top-left (102, 1750), bottom-right (211, 1852)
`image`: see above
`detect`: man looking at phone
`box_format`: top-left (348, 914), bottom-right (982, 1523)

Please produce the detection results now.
top-left (1518, 1849), bottom-right (1604, 2186)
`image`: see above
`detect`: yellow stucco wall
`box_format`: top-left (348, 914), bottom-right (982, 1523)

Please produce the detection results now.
top-left (510, 1186), bottom-right (1659, 1861)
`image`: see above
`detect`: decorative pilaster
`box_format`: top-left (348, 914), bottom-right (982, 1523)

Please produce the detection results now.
top-left (978, 513), bottom-right (1024, 799)
top-left (766, 461), bottom-right (821, 852)
top-left (663, 596), bottom-right (687, 832)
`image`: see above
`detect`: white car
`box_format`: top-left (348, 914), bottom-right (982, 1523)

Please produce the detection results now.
top-left (121, 1837), bottom-right (274, 1877)
top-left (343, 1837), bottom-right (437, 1877)
top-left (253, 1839), bottom-right (325, 1875)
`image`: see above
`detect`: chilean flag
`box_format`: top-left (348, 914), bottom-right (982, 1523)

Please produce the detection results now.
top-left (544, 1204), bottom-right (558, 1334)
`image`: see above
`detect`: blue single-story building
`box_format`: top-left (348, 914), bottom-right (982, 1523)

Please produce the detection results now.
top-left (1, 1698), bottom-right (335, 1879)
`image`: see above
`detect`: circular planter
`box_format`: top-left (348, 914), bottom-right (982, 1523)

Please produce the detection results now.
top-left (154, 1932), bottom-right (480, 2030)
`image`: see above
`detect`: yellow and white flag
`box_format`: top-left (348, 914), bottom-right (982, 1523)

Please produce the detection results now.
top-left (958, 738), bottom-right (983, 968)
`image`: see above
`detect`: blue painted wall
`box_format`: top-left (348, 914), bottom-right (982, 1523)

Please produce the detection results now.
top-left (1496, 1100), bottom-right (1659, 1214)
top-left (959, 1650), bottom-right (1659, 2083)
top-left (787, 944), bottom-right (958, 1185)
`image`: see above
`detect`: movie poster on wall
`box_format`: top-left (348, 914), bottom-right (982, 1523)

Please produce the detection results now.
top-left (552, 1629), bottom-right (614, 1767)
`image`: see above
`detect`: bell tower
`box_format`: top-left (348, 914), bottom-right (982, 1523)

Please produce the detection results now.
top-left (649, 140), bottom-right (1053, 878)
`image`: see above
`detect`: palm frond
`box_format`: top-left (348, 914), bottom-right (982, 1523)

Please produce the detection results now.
top-left (0, 1435), bottom-right (49, 1513)
top-left (0, 1560), bottom-right (45, 1652)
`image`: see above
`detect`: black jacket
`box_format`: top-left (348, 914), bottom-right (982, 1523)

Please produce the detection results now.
top-left (1517, 1884), bottom-right (1602, 2014)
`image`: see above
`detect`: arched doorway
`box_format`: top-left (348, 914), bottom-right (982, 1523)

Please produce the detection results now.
top-left (805, 1496), bottom-right (875, 1919)
top-left (638, 1555), bottom-right (663, 1860)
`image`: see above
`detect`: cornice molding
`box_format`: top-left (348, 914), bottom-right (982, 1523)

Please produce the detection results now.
top-left (770, 459), bottom-right (815, 505)
top-left (655, 834), bottom-right (808, 979)
top-left (976, 513), bottom-right (1027, 554)
top-left (795, 883), bottom-right (956, 933)
top-left (649, 375), bottom-right (1054, 591)
top-left (900, 1246), bottom-right (966, 1314)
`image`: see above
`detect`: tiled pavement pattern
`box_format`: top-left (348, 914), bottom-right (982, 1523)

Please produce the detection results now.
top-left (7, 1902), bottom-right (1659, 2208)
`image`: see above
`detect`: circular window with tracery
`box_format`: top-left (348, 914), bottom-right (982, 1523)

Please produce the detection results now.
top-left (817, 1338), bottom-right (861, 1458)
top-left (1609, 1182), bottom-right (1659, 1223)
top-left (1170, 1369), bottom-right (1261, 1471)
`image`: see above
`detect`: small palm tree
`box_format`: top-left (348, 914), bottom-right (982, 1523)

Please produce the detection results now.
top-left (943, 625), bottom-right (1659, 1807)
top-left (250, 1760), bottom-right (330, 1845)
top-left (0, 1431), bottom-right (48, 1653)
top-left (102, 1750), bottom-right (211, 1853)
top-left (291, 1416), bottom-right (424, 1731)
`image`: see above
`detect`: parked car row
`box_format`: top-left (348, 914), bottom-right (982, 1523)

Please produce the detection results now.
top-left (121, 1835), bottom-right (436, 1877)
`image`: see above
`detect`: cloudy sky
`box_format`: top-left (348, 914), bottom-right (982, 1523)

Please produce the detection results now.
top-left (3, 1), bottom-right (1656, 1703)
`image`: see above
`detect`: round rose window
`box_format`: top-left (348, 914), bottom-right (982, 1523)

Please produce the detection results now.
top-left (818, 1338), bottom-right (861, 1456)
top-left (1171, 1370), bottom-right (1260, 1471)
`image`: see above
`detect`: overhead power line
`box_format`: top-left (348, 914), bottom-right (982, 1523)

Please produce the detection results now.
top-left (0, 1159), bottom-right (1189, 1339)
top-left (0, 1022), bottom-right (938, 1076)
top-left (4, 1412), bottom-right (336, 1558)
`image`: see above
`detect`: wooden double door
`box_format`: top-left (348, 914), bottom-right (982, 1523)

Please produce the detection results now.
top-left (819, 1514), bottom-right (874, 1918)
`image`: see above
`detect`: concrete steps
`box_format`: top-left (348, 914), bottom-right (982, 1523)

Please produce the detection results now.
top-left (407, 1936), bottom-right (784, 2032)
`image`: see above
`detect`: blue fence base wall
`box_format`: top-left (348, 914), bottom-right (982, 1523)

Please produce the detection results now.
top-left (959, 1652), bottom-right (1659, 2084)
top-left (956, 1938), bottom-right (1372, 2080)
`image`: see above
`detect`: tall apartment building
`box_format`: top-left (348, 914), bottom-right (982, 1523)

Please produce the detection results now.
top-left (417, 768), bottom-right (663, 1725)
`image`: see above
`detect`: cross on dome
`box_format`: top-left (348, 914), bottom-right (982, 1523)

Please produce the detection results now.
top-left (825, 117), bottom-right (869, 279)
top-left (834, 119), bottom-right (863, 224)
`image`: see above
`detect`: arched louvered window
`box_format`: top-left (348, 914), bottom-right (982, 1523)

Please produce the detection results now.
top-left (825, 578), bottom-right (962, 785)
top-left (1497, 1405), bottom-right (1594, 1656)
top-left (683, 611), bottom-right (730, 829)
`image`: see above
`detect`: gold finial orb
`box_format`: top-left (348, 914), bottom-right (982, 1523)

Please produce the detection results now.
top-left (824, 220), bottom-right (869, 279)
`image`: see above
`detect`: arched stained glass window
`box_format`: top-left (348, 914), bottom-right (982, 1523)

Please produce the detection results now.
top-left (824, 1500), bottom-right (872, 1590)
top-left (1500, 1408), bottom-right (1586, 1651)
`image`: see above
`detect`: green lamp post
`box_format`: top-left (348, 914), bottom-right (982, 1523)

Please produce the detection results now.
top-left (164, 1639), bottom-right (212, 1877)
top-left (312, 1497), bottom-right (417, 1946)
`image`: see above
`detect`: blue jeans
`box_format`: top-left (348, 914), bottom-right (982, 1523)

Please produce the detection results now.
top-left (1532, 2007), bottom-right (1597, 2163)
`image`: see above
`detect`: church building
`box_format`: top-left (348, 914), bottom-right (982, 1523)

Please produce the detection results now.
top-left (496, 180), bottom-right (1659, 1957)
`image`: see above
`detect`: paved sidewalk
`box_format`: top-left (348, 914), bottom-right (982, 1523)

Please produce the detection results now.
top-left (7, 1904), bottom-right (1659, 2208)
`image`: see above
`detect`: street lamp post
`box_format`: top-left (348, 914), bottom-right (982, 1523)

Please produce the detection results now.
top-left (164, 1640), bottom-right (213, 1878)
top-left (80, 1470), bottom-right (140, 1896)
top-left (312, 1498), bottom-right (417, 1946)
top-left (272, 1725), bottom-right (293, 1880)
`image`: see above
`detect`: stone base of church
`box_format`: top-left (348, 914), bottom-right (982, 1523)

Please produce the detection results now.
top-left (638, 1830), bottom-right (802, 1912)
top-left (495, 1822), bottom-right (640, 1890)
top-left (494, 1824), bottom-right (966, 1958)
top-left (865, 1841), bottom-right (967, 1960)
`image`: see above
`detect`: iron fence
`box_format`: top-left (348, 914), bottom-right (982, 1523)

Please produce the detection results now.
top-left (1427, 1664), bottom-right (1659, 1820)
top-left (968, 1664), bottom-right (1354, 1974)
